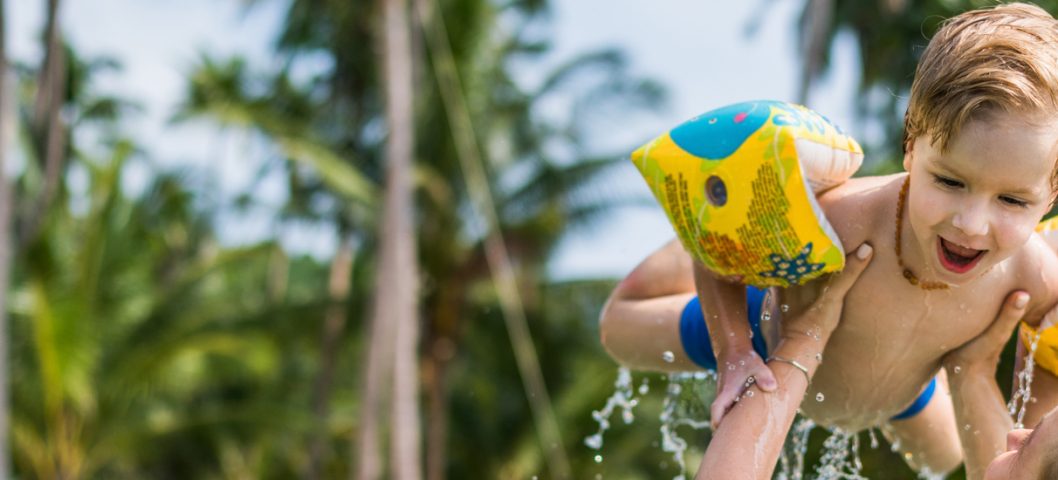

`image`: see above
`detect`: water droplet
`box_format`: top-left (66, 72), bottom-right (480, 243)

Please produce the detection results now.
top-left (904, 452), bottom-right (913, 461)
top-left (748, 330), bottom-right (754, 338)
top-left (738, 360), bottom-right (745, 366)
top-left (594, 454), bottom-right (603, 463)
top-left (781, 304), bottom-right (790, 312)
top-left (585, 434), bottom-right (603, 450)
top-left (762, 312), bottom-right (771, 322)
top-left (815, 353), bottom-right (823, 361)
top-left (745, 390), bottom-right (754, 397)
top-left (662, 350), bottom-right (675, 363)
top-left (727, 364), bottom-right (735, 371)
top-left (815, 392), bottom-right (825, 402)
top-left (622, 410), bottom-right (634, 424)
top-left (953, 365), bottom-right (962, 374)
top-left (964, 424), bottom-right (971, 431)
top-left (532, 476), bottom-right (538, 480)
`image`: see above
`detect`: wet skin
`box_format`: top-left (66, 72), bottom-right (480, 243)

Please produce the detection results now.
top-left (783, 112), bottom-right (1058, 431)
top-left (985, 407), bottom-right (1058, 479)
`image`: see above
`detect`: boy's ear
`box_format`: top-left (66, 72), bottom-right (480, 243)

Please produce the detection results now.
top-left (902, 140), bottom-right (914, 172)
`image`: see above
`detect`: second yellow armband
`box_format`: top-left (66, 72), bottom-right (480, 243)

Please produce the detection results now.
top-left (1020, 322), bottom-right (1058, 377)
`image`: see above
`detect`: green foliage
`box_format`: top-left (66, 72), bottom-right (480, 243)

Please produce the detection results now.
top-left (17, 0), bottom-right (1045, 478)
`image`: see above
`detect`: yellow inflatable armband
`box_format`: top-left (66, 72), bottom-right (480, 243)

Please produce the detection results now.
top-left (1036, 216), bottom-right (1058, 250)
top-left (1019, 322), bottom-right (1058, 378)
top-left (631, 100), bottom-right (863, 287)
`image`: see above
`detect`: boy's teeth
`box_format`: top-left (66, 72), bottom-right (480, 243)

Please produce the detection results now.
top-left (942, 238), bottom-right (981, 258)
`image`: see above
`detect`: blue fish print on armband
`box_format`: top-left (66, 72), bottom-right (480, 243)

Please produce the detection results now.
top-left (669, 100), bottom-right (772, 160)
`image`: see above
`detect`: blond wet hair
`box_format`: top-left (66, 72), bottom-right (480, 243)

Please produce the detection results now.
top-left (904, 2), bottom-right (1058, 190)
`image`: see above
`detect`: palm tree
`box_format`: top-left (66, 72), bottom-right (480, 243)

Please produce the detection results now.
top-left (181, 1), bottom-right (665, 478)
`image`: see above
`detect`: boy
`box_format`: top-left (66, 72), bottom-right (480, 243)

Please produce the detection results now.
top-left (600, 3), bottom-right (1058, 476)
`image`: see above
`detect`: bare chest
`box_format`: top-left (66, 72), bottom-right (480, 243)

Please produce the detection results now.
top-left (779, 250), bottom-right (1005, 427)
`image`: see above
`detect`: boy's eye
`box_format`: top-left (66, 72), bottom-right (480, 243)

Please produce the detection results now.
top-left (999, 195), bottom-right (1028, 207)
top-left (932, 175), bottom-right (963, 189)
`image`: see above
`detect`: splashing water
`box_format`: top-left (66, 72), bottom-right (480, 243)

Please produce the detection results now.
top-left (1008, 331), bottom-right (1041, 429)
top-left (917, 466), bottom-right (946, 480)
top-left (659, 372), bottom-right (716, 480)
top-left (776, 417), bottom-right (815, 480)
top-left (584, 367), bottom-right (639, 452)
top-left (587, 368), bottom-right (715, 480)
top-left (588, 368), bottom-right (908, 480)
top-left (814, 428), bottom-right (867, 480)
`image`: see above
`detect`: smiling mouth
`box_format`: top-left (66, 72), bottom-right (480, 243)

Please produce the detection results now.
top-left (937, 237), bottom-right (987, 274)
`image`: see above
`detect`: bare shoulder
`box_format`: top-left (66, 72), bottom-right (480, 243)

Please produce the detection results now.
top-left (816, 173), bottom-right (905, 250)
top-left (1006, 233), bottom-right (1058, 324)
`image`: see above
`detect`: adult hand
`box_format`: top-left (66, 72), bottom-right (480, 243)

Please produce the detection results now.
top-left (779, 243), bottom-right (874, 343)
top-left (943, 290), bottom-right (1030, 376)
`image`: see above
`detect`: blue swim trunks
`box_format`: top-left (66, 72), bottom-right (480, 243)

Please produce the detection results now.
top-left (678, 287), bottom-right (936, 420)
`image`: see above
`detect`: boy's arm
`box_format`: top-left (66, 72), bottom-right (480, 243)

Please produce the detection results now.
top-left (696, 244), bottom-right (873, 480)
top-left (692, 261), bottom-right (778, 427)
top-left (943, 291), bottom-right (1029, 480)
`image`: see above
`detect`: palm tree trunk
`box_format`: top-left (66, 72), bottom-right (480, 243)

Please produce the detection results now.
top-left (21, 0), bottom-right (65, 247)
top-left (381, 0), bottom-right (421, 477)
top-left (355, 0), bottom-right (420, 478)
top-left (306, 234), bottom-right (354, 480)
top-left (424, 339), bottom-right (449, 480)
top-left (797, 0), bottom-right (832, 105)
top-left (0, 0), bottom-right (13, 477)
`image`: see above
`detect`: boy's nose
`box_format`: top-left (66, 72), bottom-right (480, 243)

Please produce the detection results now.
top-left (952, 203), bottom-right (990, 237)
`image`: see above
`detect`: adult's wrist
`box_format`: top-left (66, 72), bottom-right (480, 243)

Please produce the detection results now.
top-left (771, 335), bottom-right (825, 373)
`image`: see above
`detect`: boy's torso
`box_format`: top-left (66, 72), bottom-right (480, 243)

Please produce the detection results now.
top-left (772, 174), bottom-right (1057, 430)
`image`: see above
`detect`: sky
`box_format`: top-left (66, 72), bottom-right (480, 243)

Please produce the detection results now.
top-left (7, 0), bottom-right (861, 279)
top-left (543, 1), bottom-right (860, 278)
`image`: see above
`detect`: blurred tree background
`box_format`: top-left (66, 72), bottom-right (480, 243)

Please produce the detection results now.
top-left (0, 0), bottom-right (1056, 479)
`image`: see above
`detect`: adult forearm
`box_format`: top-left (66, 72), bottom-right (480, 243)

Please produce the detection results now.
top-left (947, 368), bottom-right (1012, 480)
top-left (696, 335), bottom-right (824, 480)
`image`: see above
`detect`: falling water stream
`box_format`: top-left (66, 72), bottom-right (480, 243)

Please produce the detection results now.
top-left (1008, 331), bottom-right (1042, 429)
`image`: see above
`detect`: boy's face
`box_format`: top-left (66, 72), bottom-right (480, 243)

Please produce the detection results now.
top-left (903, 110), bottom-right (1058, 286)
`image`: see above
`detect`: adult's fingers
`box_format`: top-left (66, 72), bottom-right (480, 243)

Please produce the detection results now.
top-left (814, 243), bottom-right (873, 311)
top-left (977, 290), bottom-right (1029, 348)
